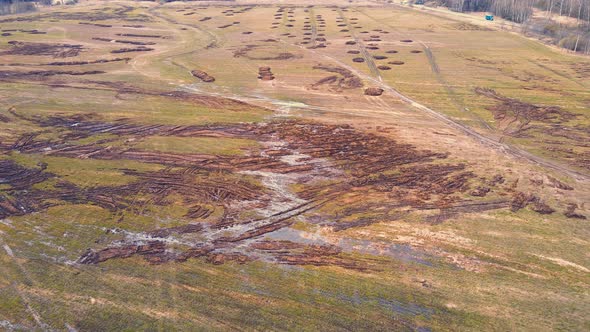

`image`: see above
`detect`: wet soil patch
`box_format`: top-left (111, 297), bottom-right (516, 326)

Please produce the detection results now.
top-left (3, 107), bottom-right (569, 270)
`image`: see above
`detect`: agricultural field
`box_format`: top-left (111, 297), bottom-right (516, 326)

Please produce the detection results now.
top-left (0, 0), bottom-right (588, 331)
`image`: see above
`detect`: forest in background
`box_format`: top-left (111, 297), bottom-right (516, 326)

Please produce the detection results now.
top-left (419, 0), bottom-right (590, 53)
top-left (0, 0), bottom-right (77, 15)
top-left (0, 0), bottom-right (38, 15)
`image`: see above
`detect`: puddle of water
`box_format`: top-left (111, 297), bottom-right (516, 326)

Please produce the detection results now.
top-left (0, 219), bottom-right (14, 228)
top-left (0, 320), bottom-right (29, 331)
top-left (339, 238), bottom-right (434, 267)
top-left (240, 170), bottom-right (307, 218)
top-left (105, 227), bottom-right (198, 247)
top-left (264, 227), bottom-right (434, 267)
top-left (378, 298), bottom-right (435, 318)
top-left (266, 226), bottom-right (327, 246)
top-left (180, 84), bottom-right (331, 115)
top-left (314, 289), bottom-right (435, 320)
top-left (272, 100), bottom-right (309, 108)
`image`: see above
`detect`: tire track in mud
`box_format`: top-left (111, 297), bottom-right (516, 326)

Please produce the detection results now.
top-left (77, 144), bottom-right (344, 266)
top-left (126, 5), bottom-right (221, 82)
top-left (420, 42), bottom-right (493, 131)
top-left (531, 60), bottom-right (588, 89)
top-left (63, 84), bottom-right (348, 267)
top-left (149, 6), bottom-right (264, 84)
top-left (308, 8), bottom-right (318, 49)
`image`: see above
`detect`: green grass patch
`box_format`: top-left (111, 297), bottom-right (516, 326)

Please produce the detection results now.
top-left (133, 136), bottom-right (260, 156)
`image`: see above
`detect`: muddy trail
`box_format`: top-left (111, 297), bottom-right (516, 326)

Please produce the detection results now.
top-left (2, 104), bottom-right (578, 270)
top-left (422, 43), bottom-right (493, 132)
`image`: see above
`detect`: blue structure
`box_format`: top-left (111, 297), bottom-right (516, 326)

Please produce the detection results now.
top-left (485, 15), bottom-right (494, 21)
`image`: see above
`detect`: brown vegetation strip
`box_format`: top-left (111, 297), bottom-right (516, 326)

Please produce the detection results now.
top-left (111, 47), bottom-right (154, 53)
top-left (0, 70), bottom-right (105, 79)
top-left (1, 41), bottom-right (83, 58)
top-left (475, 87), bottom-right (576, 137)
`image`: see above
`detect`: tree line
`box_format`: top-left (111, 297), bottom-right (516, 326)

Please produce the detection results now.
top-left (436, 0), bottom-right (589, 23)
top-left (0, 0), bottom-right (59, 15)
top-left (426, 0), bottom-right (590, 53)
top-left (0, 0), bottom-right (36, 15)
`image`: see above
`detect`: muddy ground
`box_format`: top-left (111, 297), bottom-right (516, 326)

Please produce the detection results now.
top-left (1, 105), bottom-right (575, 270)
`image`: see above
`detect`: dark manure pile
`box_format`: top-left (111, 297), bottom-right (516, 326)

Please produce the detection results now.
top-left (191, 70), bottom-right (215, 83)
top-left (258, 66), bottom-right (275, 80)
top-left (364, 87), bottom-right (384, 96)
